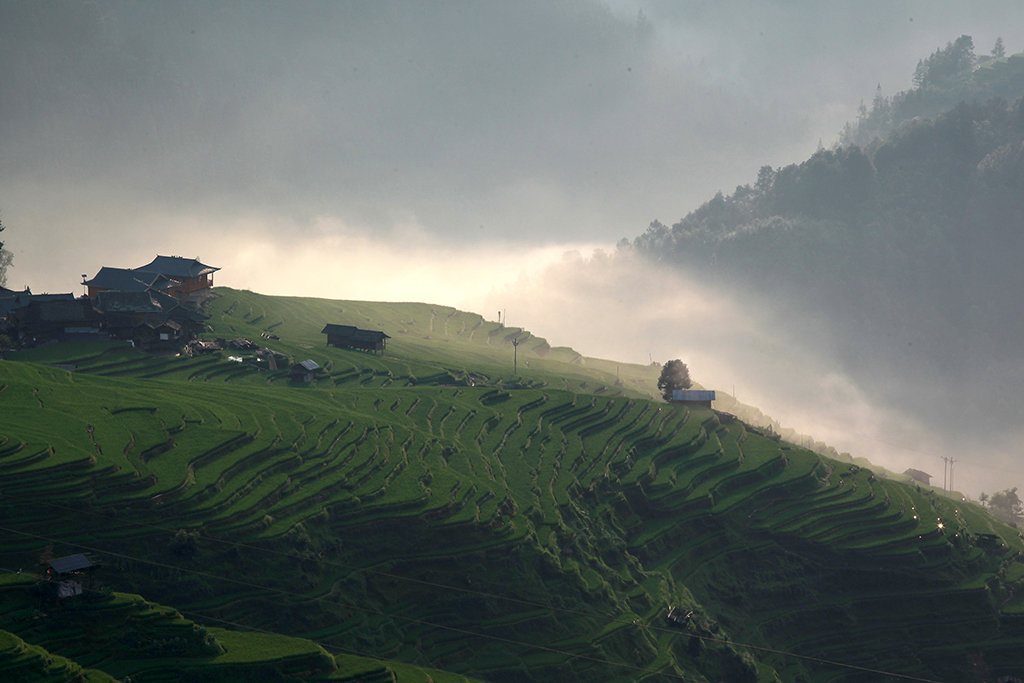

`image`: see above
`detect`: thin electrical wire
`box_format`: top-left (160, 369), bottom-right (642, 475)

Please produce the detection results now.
top-left (0, 554), bottom-right (706, 683)
top-left (0, 524), bottom-right (945, 683)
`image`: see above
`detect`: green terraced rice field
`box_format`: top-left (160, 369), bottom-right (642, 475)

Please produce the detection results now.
top-left (1, 288), bottom-right (1023, 682)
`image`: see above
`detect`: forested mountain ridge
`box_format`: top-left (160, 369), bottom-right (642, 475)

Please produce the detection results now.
top-left (843, 35), bottom-right (1024, 147)
top-left (633, 68), bottom-right (1024, 435)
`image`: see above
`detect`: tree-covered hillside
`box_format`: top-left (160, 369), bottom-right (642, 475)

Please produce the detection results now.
top-left (634, 53), bottom-right (1024, 436)
top-left (3, 289), bottom-right (1024, 682)
top-left (842, 36), bottom-right (1024, 146)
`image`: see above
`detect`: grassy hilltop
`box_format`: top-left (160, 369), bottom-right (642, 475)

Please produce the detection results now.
top-left (2, 287), bottom-right (1024, 682)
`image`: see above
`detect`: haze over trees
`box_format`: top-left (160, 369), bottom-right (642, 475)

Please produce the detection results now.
top-left (633, 39), bottom-right (1024, 436)
top-left (984, 487), bottom-right (1024, 525)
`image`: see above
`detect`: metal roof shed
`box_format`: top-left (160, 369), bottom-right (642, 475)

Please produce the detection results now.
top-left (671, 389), bottom-right (716, 407)
top-left (48, 554), bottom-right (94, 574)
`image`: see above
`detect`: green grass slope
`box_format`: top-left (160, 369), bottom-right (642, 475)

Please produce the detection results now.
top-left (1, 288), bottom-right (1023, 682)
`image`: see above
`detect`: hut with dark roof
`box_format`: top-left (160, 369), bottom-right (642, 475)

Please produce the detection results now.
top-left (322, 324), bottom-right (390, 354)
top-left (291, 359), bottom-right (321, 383)
top-left (46, 554), bottom-right (95, 599)
top-left (47, 554), bottom-right (94, 575)
top-left (903, 468), bottom-right (933, 486)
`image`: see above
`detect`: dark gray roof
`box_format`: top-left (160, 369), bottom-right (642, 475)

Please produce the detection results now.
top-left (84, 267), bottom-right (177, 292)
top-left (322, 324), bottom-right (358, 334)
top-left (140, 314), bottom-right (182, 331)
top-left (136, 256), bottom-right (219, 279)
top-left (1, 293), bottom-right (74, 319)
top-left (322, 324), bottom-right (390, 341)
top-left (26, 299), bottom-right (102, 323)
top-left (96, 289), bottom-right (208, 323)
top-left (48, 554), bottom-right (93, 573)
top-left (96, 290), bottom-right (163, 313)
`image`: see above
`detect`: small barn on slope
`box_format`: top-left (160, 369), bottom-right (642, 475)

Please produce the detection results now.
top-left (903, 468), bottom-right (933, 486)
top-left (322, 324), bottom-right (390, 354)
top-left (291, 359), bottom-right (321, 383)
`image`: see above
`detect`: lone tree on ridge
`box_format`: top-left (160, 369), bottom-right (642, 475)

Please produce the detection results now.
top-left (657, 359), bottom-right (692, 402)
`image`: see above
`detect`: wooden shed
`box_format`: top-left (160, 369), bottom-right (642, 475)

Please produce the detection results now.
top-left (903, 468), bottom-right (933, 486)
top-left (291, 359), bottom-right (320, 383)
top-left (322, 324), bottom-right (390, 354)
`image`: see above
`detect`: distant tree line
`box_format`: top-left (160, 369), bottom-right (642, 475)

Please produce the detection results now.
top-left (980, 488), bottom-right (1023, 526)
top-left (842, 35), bottom-right (1021, 147)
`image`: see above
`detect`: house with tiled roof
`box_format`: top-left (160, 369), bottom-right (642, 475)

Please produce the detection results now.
top-left (9, 297), bottom-right (105, 343)
top-left (83, 267), bottom-right (178, 298)
top-left (134, 256), bottom-right (219, 299)
top-left (83, 256), bottom-right (219, 302)
top-left (95, 289), bottom-right (208, 348)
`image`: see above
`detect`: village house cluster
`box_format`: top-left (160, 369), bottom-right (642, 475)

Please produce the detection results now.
top-left (1, 254), bottom-right (395, 386)
top-left (0, 255), bottom-right (217, 351)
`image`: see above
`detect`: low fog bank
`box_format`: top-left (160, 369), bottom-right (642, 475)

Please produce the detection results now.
top-left (481, 249), bottom-right (1024, 499)
top-left (8, 189), bottom-right (1016, 502)
top-left (5, 201), bottom-right (602, 306)
top-left (9, 203), bottom-right (1019, 497)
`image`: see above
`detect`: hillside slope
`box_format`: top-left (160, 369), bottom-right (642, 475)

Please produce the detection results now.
top-left (1, 289), bottom-right (1024, 682)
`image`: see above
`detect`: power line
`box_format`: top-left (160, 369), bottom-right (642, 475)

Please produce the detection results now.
top-left (0, 542), bottom-right (706, 683)
top-left (0, 522), bottom-right (945, 683)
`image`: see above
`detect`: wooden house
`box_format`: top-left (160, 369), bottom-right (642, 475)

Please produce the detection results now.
top-left (96, 290), bottom-right (207, 345)
top-left (83, 256), bottom-right (219, 302)
top-left (671, 389), bottom-right (716, 408)
top-left (134, 256), bottom-right (219, 300)
top-left (82, 267), bottom-right (178, 299)
top-left (46, 554), bottom-right (95, 599)
top-left (291, 359), bottom-right (320, 383)
top-left (903, 469), bottom-right (933, 486)
top-left (132, 315), bottom-right (184, 350)
top-left (9, 297), bottom-right (105, 344)
top-left (322, 324), bottom-right (390, 354)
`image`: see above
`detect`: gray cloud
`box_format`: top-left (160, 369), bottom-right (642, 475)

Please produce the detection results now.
top-left (1, 0), bottom-right (816, 251)
top-left (4, 1), bottom-right (1019, 260)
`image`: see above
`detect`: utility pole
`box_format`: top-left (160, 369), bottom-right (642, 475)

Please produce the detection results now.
top-left (512, 337), bottom-right (519, 375)
top-left (949, 458), bottom-right (956, 492)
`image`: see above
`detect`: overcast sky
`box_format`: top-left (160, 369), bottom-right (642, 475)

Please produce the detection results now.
top-left (2, 0), bottom-right (1022, 493)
